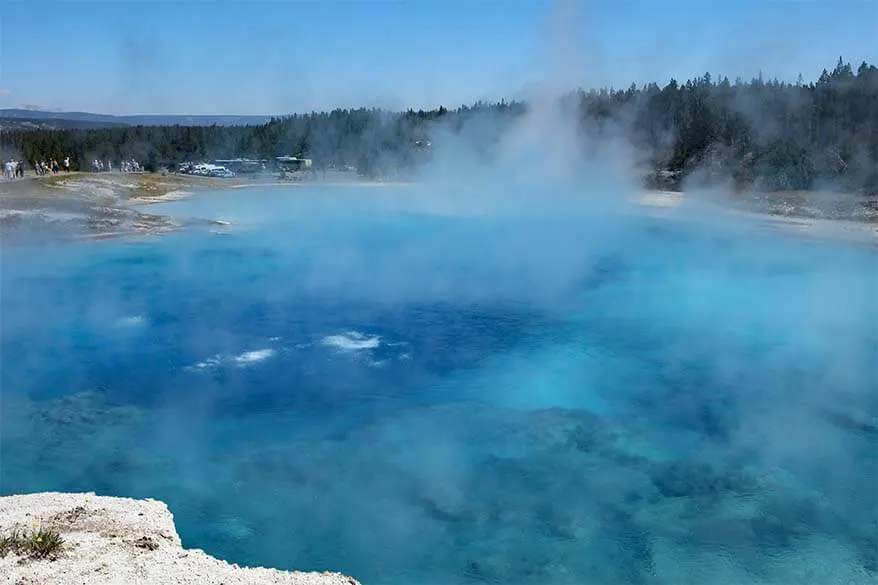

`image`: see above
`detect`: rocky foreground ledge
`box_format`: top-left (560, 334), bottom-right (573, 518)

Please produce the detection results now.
top-left (0, 492), bottom-right (360, 585)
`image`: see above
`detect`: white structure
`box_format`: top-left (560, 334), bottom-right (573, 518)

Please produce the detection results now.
top-left (276, 156), bottom-right (312, 170)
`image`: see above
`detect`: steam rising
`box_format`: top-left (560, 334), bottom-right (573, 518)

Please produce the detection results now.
top-left (2, 90), bottom-right (876, 581)
top-left (1, 3), bottom-right (877, 584)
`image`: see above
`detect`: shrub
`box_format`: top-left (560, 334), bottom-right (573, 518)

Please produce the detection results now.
top-left (0, 522), bottom-right (65, 561)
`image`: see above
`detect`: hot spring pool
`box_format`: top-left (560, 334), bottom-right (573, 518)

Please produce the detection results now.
top-left (1, 186), bottom-right (876, 584)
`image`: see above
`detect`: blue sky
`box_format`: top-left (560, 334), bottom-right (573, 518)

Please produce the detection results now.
top-left (1, 0), bottom-right (875, 115)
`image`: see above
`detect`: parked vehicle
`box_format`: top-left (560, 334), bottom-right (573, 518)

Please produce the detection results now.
top-left (178, 162), bottom-right (236, 178)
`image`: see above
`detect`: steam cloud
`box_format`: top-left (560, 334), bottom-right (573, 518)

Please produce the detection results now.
top-left (1, 2), bottom-right (877, 584)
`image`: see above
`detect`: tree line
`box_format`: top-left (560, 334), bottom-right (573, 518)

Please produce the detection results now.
top-left (2, 57), bottom-right (876, 192)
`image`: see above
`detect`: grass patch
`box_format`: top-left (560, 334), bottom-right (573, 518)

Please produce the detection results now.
top-left (0, 523), bottom-right (65, 560)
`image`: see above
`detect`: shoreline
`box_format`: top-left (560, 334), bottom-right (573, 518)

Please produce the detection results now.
top-left (0, 492), bottom-right (359, 585)
top-left (1, 172), bottom-right (875, 245)
top-left (637, 190), bottom-right (877, 246)
top-left (228, 180), bottom-right (414, 190)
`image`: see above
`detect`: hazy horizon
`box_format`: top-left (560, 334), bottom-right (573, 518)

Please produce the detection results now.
top-left (2, 0), bottom-right (876, 116)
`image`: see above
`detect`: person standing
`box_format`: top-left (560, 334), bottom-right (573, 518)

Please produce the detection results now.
top-left (64, 156), bottom-right (70, 172)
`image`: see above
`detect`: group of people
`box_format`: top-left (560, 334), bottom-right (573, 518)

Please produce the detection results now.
top-left (4, 160), bottom-right (24, 179)
top-left (3, 157), bottom-right (72, 179)
top-left (34, 158), bottom-right (68, 176)
top-left (120, 159), bottom-right (142, 173)
top-left (90, 159), bottom-right (142, 173)
top-left (3, 156), bottom-right (143, 179)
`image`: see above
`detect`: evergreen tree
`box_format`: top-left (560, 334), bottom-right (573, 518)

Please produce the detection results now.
top-left (2, 58), bottom-right (876, 192)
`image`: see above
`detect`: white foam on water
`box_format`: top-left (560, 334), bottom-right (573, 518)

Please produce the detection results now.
top-left (321, 331), bottom-right (381, 351)
top-left (233, 349), bottom-right (276, 366)
top-left (187, 348), bottom-right (276, 371)
top-left (317, 332), bottom-right (413, 368)
top-left (190, 354), bottom-right (223, 371)
top-left (115, 315), bottom-right (146, 328)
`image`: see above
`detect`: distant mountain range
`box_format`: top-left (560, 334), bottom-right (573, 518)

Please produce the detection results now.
top-left (0, 108), bottom-right (273, 128)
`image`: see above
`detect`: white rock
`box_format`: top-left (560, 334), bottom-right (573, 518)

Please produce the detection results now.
top-left (0, 492), bottom-right (360, 585)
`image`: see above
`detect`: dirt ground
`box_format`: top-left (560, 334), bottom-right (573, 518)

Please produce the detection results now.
top-left (0, 492), bottom-right (360, 585)
top-left (0, 172), bottom-right (239, 241)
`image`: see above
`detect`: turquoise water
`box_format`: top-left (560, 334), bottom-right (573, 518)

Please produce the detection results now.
top-left (1, 186), bottom-right (876, 584)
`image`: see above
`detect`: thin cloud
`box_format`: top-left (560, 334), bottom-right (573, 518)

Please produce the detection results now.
top-left (0, 88), bottom-right (11, 96)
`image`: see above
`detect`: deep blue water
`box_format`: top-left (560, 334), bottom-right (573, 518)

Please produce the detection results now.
top-left (2, 186), bottom-right (877, 584)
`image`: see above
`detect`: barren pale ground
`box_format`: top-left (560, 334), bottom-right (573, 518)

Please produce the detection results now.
top-left (0, 492), bottom-right (360, 585)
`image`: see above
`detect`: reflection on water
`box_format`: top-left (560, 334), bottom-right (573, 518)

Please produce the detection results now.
top-left (1, 187), bottom-right (876, 584)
